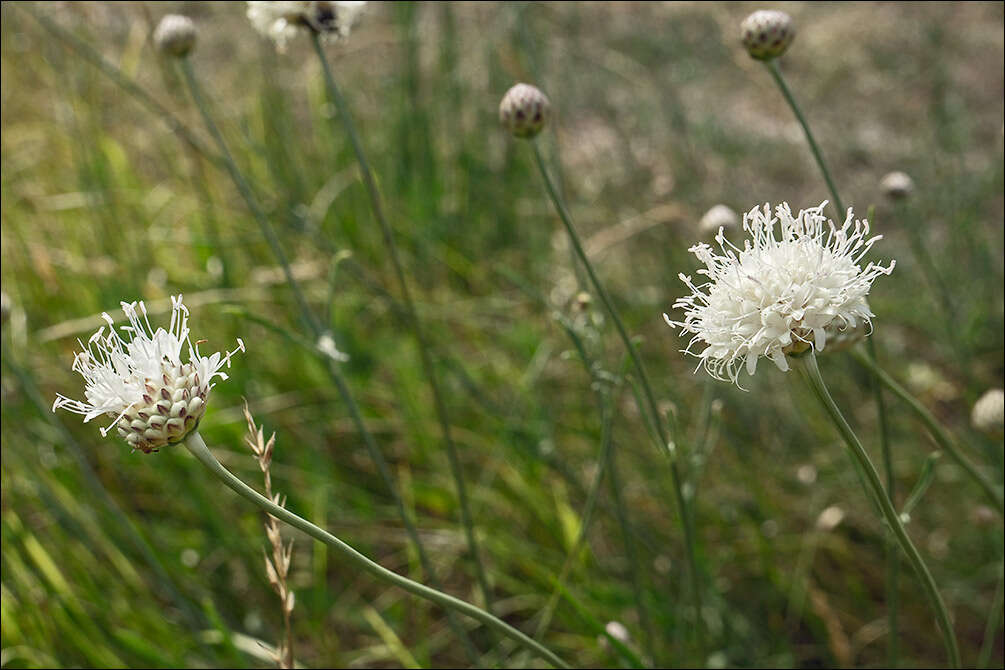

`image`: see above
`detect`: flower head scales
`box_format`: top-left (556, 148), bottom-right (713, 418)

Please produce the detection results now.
top-left (53, 295), bottom-right (244, 453)
top-left (665, 202), bottom-right (894, 385)
top-left (247, 1), bottom-right (366, 52)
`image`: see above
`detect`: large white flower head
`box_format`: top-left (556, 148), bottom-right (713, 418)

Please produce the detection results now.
top-left (247, 1), bottom-right (366, 52)
top-left (666, 202), bottom-right (895, 385)
top-left (53, 295), bottom-right (244, 453)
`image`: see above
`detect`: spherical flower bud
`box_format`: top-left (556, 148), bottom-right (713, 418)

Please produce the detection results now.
top-left (699, 204), bottom-right (740, 235)
top-left (971, 388), bottom-right (1004, 439)
top-left (740, 10), bottom-right (795, 61)
top-left (499, 83), bottom-right (551, 139)
top-left (153, 14), bottom-right (197, 58)
top-left (880, 171), bottom-right (914, 200)
top-left (53, 296), bottom-right (244, 453)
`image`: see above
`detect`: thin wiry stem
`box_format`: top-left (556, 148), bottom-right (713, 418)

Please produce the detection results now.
top-left (183, 432), bottom-right (569, 669)
top-left (311, 33), bottom-right (493, 613)
top-left (765, 60), bottom-right (845, 216)
top-left (530, 140), bottom-right (705, 660)
top-left (850, 349), bottom-right (1004, 515)
top-left (796, 352), bottom-right (960, 669)
top-left (766, 58), bottom-right (904, 664)
top-left (179, 55), bottom-right (480, 661)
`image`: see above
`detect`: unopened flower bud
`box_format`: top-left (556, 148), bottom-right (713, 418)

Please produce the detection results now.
top-left (880, 171), bottom-right (914, 200)
top-left (154, 14), bottom-right (197, 58)
top-left (740, 10), bottom-right (795, 61)
top-left (971, 388), bottom-right (1004, 439)
top-left (499, 83), bottom-right (550, 139)
top-left (699, 204), bottom-right (740, 235)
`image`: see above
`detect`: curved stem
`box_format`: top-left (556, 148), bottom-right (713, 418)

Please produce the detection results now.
top-left (311, 34), bottom-right (493, 614)
top-left (183, 431), bottom-right (569, 669)
top-left (530, 141), bottom-right (705, 658)
top-left (765, 60), bottom-right (845, 216)
top-left (850, 349), bottom-right (1003, 514)
top-left (797, 353), bottom-right (960, 668)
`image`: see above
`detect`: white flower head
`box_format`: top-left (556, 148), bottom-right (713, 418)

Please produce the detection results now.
top-left (53, 295), bottom-right (244, 453)
top-left (665, 202), bottom-right (895, 386)
top-left (247, 1), bottom-right (366, 52)
top-left (971, 388), bottom-right (1004, 439)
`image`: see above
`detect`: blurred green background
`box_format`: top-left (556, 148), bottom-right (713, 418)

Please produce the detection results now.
top-left (2, 1), bottom-right (1002, 667)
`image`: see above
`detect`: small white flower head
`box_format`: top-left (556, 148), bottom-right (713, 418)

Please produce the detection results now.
top-left (499, 83), bottom-right (551, 139)
top-left (880, 171), bottom-right (915, 200)
top-left (971, 388), bottom-right (1004, 439)
top-left (740, 10), bottom-right (795, 61)
top-left (53, 296), bottom-right (245, 453)
top-left (153, 14), bottom-right (197, 58)
top-left (666, 202), bottom-right (895, 386)
top-left (699, 204), bottom-right (740, 236)
top-left (247, 1), bottom-right (366, 52)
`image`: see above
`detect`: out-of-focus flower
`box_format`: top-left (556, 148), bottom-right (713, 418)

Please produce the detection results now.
top-left (880, 171), bottom-right (914, 200)
top-left (53, 296), bottom-right (244, 453)
top-left (153, 14), bottom-right (197, 58)
top-left (971, 388), bottom-right (1004, 439)
top-left (247, 1), bottom-right (366, 52)
top-left (667, 202), bottom-right (894, 385)
top-left (740, 10), bottom-right (795, 61)
top-left (499, 83), bottom-right (551, 139)
top-left (699, 204), bottom-right (740, 235)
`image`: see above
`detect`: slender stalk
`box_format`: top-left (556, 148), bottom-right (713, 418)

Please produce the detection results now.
top-left (179, 55), bottom-right (480, 661)
top-left (765, 60), bottom-right (844, 216)
top-left (977, 564), bottom-right (1004, 669)
top-left (182, 432), bottom-right (569, 669)
top-left (179, 58), bottom-right (320, 337)
top-left (868, 339), bottom-right (900, 668)
top-left (311, 34), bottom-right (493, 613)
top-left (850, 348), bottom-right (1004, 514)
top-left (530, 141), bottom-right (704, 658)
top-left (766, 58), bottom-right (909, 663)
top-left (796, 352), bottom-right (960, 668)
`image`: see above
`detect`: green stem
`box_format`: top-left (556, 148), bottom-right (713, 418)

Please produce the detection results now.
top-left (179, 57), bottom-right (320, 337)
top-left (180, 56), bottom-right (480, 660)
top-left (530, 141), bottom-right (704, 659)
top-left (765, 60), bottom-right (845, 216)
top-left (796, 353), bottom-right (960, 668)
top-left (311, 34), bottom-right (493, 613)
top-left (182, 432), bottom-right (569, 669)
top-left (868, 338), bottom-right (899, 668)
top-left (850, 349), bottom-right (1004, 514)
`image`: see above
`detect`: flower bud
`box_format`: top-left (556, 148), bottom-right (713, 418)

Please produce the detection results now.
top-left (154, 14), bottom-right (197, 58)
top-left (499, 83), bottom-right (551, 139)
top-left (971, 388), bottom-right (1004, 439)
top-left (699, 204), bottom-right (740, 235)
top-left (880, 171), bottom-right (914, 200)
top-left (740, 10), bottom-right (795, 61)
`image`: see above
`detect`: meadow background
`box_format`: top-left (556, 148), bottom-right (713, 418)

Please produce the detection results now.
top-left (1, 1), bottom-right (1003, 667)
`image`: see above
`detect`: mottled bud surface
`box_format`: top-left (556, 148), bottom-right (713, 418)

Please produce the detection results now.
top-left (972, 388), bottom-right (1004, 439)
top-left (741, 10), bottom-right (795, 61)
top-left (500, 83), bottom-right (551, 139)
top-left (154, 14), bottom-right (197, 58)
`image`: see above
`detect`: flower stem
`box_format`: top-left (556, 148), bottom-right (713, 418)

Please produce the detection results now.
top-left (179, 57), bottom-right (320, 337)
top-left (766, 58), bottom-right (905, 663)
top-left (531, 140), bottom-right (705, 660)
top-left (183, 431), bottom-right (570, 669)
top-left (796, 353), bottom-right (960, 668)
top-left (850, 348), bottom-right (1004, 515)
top-left (180, 55), bottom-right (480, 661)
top-left (765, 60), bottom-right (845, 216)
top-left (311, 34), bottom-right (494, 615)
